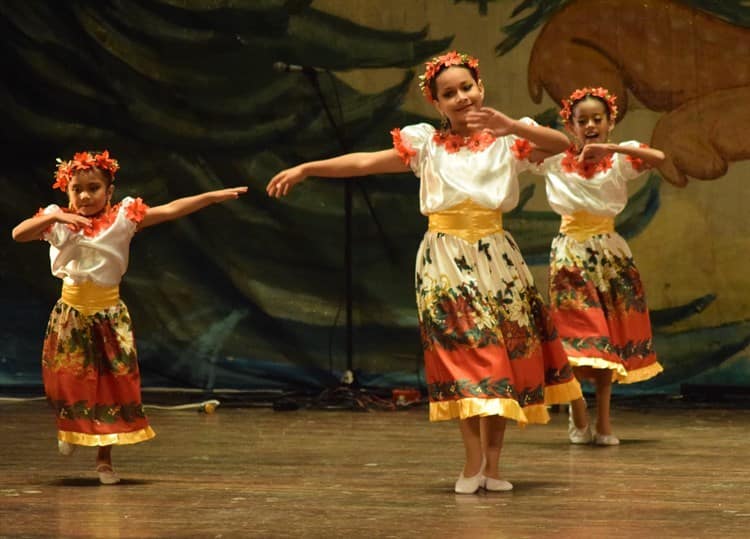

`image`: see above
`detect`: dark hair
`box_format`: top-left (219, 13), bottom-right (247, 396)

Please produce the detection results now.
top-left (72, 165), bottom-right (114, 187)
top-left (428, 64), bottom-right (480, 102)
top-left (570, 95), bottom-right (612, 121)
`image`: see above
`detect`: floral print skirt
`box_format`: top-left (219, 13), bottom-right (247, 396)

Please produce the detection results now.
top-left (549, 232), bottom-right (663, 383)
top-left (42, 298), bottom-right (155, 446)
top-left (416, 230), bottom-right (581, 424)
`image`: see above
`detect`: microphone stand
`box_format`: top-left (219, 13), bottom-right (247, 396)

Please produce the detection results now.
top-left (300, 68), bottom-right (394, 389)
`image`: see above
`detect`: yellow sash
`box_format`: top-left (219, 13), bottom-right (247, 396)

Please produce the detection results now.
top-left (428, 199), bottom-right (503, 243)
top-left (61, 281), bottom-right (120, 315)
top-left (560, 211), bottom-right (615, 241)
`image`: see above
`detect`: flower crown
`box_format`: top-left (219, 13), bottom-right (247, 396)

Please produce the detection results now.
top-left (560, 87), bottom-right (618, 124)
top-left (53, 150), bottom-right (120, 192)
top-left (418, 51), bottom-right (480, 103)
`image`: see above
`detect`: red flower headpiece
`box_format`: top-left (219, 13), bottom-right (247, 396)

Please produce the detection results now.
top-left (418, 51), bottom-right (480, 103)
top-left (53, 150), bottom-right (120, 192)
top-left (559, 87), bottom-right (618, 124)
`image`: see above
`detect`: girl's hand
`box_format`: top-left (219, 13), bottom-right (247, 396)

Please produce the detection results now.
top-left (466, 107), bottom-right (515, 137)
top-left (579, 143), bottom-right (615, 162)
top-left (55, 211), bottom-right (91, 231)
top-left (266, 166), bottom-right (306, 198)
top-left (211, 186), bottom-right (248, 203)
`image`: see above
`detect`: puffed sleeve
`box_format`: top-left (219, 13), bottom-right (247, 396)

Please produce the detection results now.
top-left (39, 204), bottom-right (72, 247)
top-left (120, 196), bottom-right (149, 226)
top-left (614, 141), bottom-right (652, 181)
top-left (390, 123), bottom-right (434, 176)
top-left (507, 117), bottom-right (539, 173)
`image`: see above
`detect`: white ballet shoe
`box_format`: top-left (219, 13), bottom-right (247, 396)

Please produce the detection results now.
top-left (568, 403), bottom-right (593, 444)
top-left (96, 464), bottom-right (121, 485)
top-left (454, 457), bottom-right (486, 494)
top-left (594, 431), bottom-right (620, 446)
top-left (58, 440), bottom-right (76, 456)
top-left (569, 424), bottom-right (593, 444)
top-left (484, 476), bottom-right (514, 492)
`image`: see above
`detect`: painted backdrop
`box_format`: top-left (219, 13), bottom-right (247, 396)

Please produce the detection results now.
top-left (2, 0), bottom-right (749, 394)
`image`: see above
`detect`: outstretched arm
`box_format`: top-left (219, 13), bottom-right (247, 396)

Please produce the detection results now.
top-left (266, 149), bottom-right (409, 198)
top-left (139, 186), bottom-right (248, 230)
top-left (466, 107), bottom-right (570, 154)
top-left (579, 143), bottom-right (665, 167)
top-left (12, 211), bottom-right (90, 242)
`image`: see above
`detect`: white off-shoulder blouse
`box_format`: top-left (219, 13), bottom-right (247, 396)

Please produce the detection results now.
top-left (535, 141), bottom-right (651, 217)
top-left (393, 119), bottom-right (537, 215)
top-left (41, 197), bottom-right (147, 287)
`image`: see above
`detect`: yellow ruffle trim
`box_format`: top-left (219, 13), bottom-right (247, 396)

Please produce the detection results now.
top-left (543, 378), bottom-right (583, 405)
top-left (58, 426), bottom-right (156, 446)
top-left (522, 404), bottom-right (552, 425)
top-left (617, 361), bottom-right (664, 384)
top-left (431, 397), bottom-right (525, 423)
top-left (569, 356), bottom-right (664, 384)
top-left (429, 397), bottom-right (553, 426)
top-left (569, 356), bottom-right (628, 379)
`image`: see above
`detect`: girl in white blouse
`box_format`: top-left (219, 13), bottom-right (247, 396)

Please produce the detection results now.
top-left (267, 51), bottom-right (581, 494)
top-left (13, 150), bottom-right (246, 484)
top-left (530, 88), bottom-right (665, 446)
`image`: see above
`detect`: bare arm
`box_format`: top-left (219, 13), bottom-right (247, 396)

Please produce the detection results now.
top-left (266, 149), bottom-right (409, 198)
top-left (12, 210), bottom-right (90, 242)
top-left (526, 147), bottom-right (559, 165)
top-left (511, 120), bottom-right (570, 154)
top-left (580, 143), bottom-right (665, 167)
top-left (466, 107), bottom-right (570, 154)
top-left (139, 186), bottom-right (248, 230)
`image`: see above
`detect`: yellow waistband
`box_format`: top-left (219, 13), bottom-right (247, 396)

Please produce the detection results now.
top-left (61, 281), bottom-right (120, 315)
top-left (560, 211), bottom-right (615, 241)
top-left (428, 199), bottom-right (503, 243)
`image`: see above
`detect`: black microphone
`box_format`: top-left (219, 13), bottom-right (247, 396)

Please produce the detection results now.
top-left (273, 61), bottom-right (326, 74)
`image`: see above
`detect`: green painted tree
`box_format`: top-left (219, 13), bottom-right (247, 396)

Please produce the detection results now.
top-left (0, 0), bottom-right (450, 388)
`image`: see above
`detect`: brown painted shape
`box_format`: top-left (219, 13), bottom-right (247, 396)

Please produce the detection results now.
top-left (527, 0), bottom-right (750, 185)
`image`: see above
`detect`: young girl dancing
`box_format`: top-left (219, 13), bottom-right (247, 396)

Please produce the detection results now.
top-left (530, 88), bottom-right (665, 445)
top-left (12, 150), bottom-right (246, 484)
top-left (266, 51), bottom-right (581, 493)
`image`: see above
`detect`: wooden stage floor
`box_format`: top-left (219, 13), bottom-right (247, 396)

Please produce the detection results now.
top-left (1, 399), bottom-right (749, 538)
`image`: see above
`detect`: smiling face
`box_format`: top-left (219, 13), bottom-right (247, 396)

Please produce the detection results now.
top-left (67, 168), bottom-right (114, 216)
top-left (569, 96), bottom-right (614, 147)
top-left (432, 66), bottom-right (484, 133)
